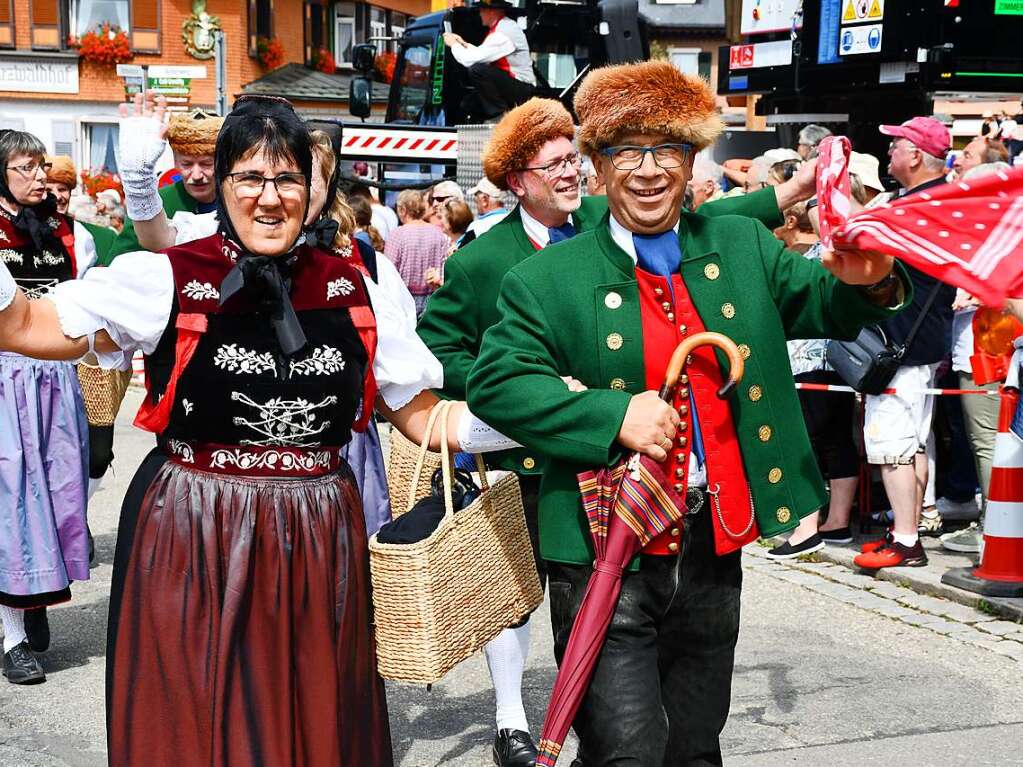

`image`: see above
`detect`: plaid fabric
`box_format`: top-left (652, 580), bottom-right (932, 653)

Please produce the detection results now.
top-left (382, 223), bottom-right (451, 296)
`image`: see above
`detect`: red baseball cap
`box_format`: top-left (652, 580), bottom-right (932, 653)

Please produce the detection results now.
top-left (879, 117), bottom-right (951, 159)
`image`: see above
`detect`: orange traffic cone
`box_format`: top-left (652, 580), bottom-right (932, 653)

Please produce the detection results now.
top-left (943, 387), bottom-right (1023, 597)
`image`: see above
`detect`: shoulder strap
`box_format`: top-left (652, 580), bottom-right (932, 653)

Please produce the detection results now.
top-left (354, 237), bottom-right (378, 283)
top-left (899, 282), bottom-right (944, 355)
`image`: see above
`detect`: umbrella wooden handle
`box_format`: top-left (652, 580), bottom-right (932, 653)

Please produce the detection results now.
top-left (657, 331), bottom-right (745, 401)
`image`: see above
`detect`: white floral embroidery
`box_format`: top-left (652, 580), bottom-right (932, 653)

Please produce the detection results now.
top-left (290, 345), bottom-right (346, 376)
top-left (167, 439), bottom-right (195, 464)
top-left (0, 229), bottom-right (9, 243)
top-left (0, 249), bottom-right (23, 265)
top-left (34, 251), bottom-right (64, 268)
top-left (209, 448), bottom-right (333, 472)
top-left (182, 280), bottom-right (220, 301)
top-left (182, 399), bottom-right (194, 415)
top-left (18, 278), bottom-right (59, 300)
top-left (327, 277), bottom-right (355, 299)
top-left (213, 344), bottom-right (277, 375)
top-left (334, 243), bottom-right (354, 259)
top-left (231, 391), bottom-right (337, 446)
top-left (48, 217), bottom-right (61, 230)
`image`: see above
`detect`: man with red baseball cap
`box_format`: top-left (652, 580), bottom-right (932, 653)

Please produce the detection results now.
top-left (855, 116), bottom-right (957, 569)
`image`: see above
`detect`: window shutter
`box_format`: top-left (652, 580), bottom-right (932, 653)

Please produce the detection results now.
top-left (30, 0), bottom-right (60, 49)
top-left (131, 0), bottom-right (161, 52)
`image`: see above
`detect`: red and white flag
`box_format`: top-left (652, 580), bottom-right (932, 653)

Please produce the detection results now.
top-left (817, 136), bottom-right (1023, 306)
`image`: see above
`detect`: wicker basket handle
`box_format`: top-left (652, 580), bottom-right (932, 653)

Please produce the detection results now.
top-left (437, 399), bottom-right (456, 518)
top-left (405, 400), bottom-right (449, 513)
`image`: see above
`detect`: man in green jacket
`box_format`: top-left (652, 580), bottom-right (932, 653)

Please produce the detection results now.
top-left (466, 62), bottom-right (909, 765)
top-left (101, 106), bottom-right (222, 264)
top-left (417, 96), bottom-right (817, 767)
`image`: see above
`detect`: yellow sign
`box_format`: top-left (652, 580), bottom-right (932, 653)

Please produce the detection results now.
top-left (841, 0), bottom-right (883, 24)
top-left (868, 0), bottom-right (883, 18)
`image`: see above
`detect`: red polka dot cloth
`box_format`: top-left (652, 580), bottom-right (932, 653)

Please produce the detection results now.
top-left (819, 135), bottom-right (1023, 306)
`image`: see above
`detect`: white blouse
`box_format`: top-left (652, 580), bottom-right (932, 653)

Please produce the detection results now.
top-left (46, 244), bottom-right (443, 412)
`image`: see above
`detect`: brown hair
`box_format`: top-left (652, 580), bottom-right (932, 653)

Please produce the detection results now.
top-left (442, 199), bottom-right (474, 236)
top-left (347, 194), bottom-right (384, 250)
top-left (396, 188), bottom-right (427, 220)
top-left (981, 138), bottom-right (1010, 164)
top-left (310, 129), bottom-right (357, 248)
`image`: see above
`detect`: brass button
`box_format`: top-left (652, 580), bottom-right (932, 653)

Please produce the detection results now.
top-left (679, 421), bottom-right (688, 431)
top-left (758, 425), bottom-right (772, 442)
top-left (738, 343), bottom-right (751, 360)
top-left (678, 405), bottom-right (688, 417)
top-left (610, 377), bottom-right (627, 391)
top-left (675, 467), bottom-right (685, 478)
top-left (686, 354), bottom-right (694, 365)
top-left (667, 312), bottom-right (675, 322)
top-left (661, 301), bottom-right (671, 312)
top-left (670, 527), bottom-right (680, 537)
top-left (679, 374), bottom-right (689, 384)
top-left (522, 457), bottom-right (536, 470)
top-left (768, 467), bottom-right (783, 484)
top-left (704, 263), bottom-right (720, 280)
top-left (606, 332), bottom-right (624, 351)
top-left (776, 506), bottom-right (792, 524)
top-left (668, 541), bottom-right (680, 553)
top-left (678, 436), bottom-right (688, 448)
top-left (674, 452), bottom-right (685, 463)
top-left (748, 385), bottom-right (762, 402)
top-left (721, 302), bottom-right (735, 319)
top-left (678, 387), bottom-right (689, 398)
top-left (655, 287), bottom-right (664, 297)
top-left (673, 483), bottom-right (684, 493)
top-left (604, 291), bottom-right (622, 309)
top-left (679, 324), bottom-right (688, 335)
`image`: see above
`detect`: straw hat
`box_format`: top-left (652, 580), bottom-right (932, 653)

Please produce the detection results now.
top-left (167, 110), bottom-right (224, 157)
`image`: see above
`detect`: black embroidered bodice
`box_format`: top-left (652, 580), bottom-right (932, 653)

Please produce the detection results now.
top-left (0, 209), bottom-right (75, 297)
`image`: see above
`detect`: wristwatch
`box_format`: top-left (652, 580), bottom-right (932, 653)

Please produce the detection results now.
top-left (863, 270), bottom-right (898, 294)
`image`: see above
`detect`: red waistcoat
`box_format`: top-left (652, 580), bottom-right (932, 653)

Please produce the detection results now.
top-left (636, 268), bottom-right (760, 556)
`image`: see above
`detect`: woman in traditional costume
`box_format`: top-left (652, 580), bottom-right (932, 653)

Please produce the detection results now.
top-left (0, 97), bottom-right (506, 764)
top-left (0, 130), bottom-right (90, 686)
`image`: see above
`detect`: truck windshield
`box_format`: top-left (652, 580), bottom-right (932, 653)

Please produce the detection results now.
top-left (392, 43), bottom-right (433, 124)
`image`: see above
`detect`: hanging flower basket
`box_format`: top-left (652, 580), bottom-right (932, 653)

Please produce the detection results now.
top-left (311, 47), bottom-right (336, 75)
top-left (374, 51), bottom-right (397, 84)
top-left (80, 169), bottom-right (123, 200)
top-left (69, 22), bottom-right (132, 66)
top-left (256, 36), bottom-right (285, 70)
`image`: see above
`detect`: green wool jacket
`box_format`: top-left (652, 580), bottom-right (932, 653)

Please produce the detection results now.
top-left (100, 181), bottom-right (198, 265)
top-left (466, 210), bottom-right (911, 567)
top-left (79, 220), bottom-right (116, 264)
top-left (416, 188), bottom-right (784, 475)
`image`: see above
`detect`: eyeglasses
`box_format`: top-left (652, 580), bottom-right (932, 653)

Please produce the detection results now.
top-left (225, 171), bottom-right (306, 199)
top-left (430, 195), bottom-right (453, 204)
top-left (599, 143), bottom-right (693, 171)
top-left (8, 161), bottom-right (52, 177)
top-left (522, 152), bottom-right (582, 179)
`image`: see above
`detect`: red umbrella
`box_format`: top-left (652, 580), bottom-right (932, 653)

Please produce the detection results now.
top-left (536, 332), bottom-right (745, 766)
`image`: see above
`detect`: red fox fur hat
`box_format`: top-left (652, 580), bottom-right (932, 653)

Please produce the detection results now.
top-left (482, 98), bottom-right (576, 190)
top-left (44, 155), bottom-right (77, 187)
top-left (574, 60), bottom-right (723, 157)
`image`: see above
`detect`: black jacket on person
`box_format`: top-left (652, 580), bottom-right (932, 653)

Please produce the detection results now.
top-left (879, 177), bottom-right (956, 368)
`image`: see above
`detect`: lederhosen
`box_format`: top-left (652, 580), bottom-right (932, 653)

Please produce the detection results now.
top-left (105, 233), bottom-right (394, 767)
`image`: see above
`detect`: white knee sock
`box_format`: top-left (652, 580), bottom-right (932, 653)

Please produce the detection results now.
top-left (484, 621), bottom-right (531, 733)
top-left (88, 476), bottom-right (103, 500)
top-left (1, 606), bottom-right (27, 653)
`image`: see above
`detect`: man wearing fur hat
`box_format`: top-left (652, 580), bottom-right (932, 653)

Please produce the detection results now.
top-left (466, 62), bottom-right (909, 765)
top-left (44, 155), bottom-right (116, 268)
top-left (418, 95), bottom-right (815, 766)
top-left (101, 96), bottom-right (223, 264)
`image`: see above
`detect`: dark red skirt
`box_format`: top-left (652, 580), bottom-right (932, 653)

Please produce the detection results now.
top-left (107, 457), bottom-right (393, 767)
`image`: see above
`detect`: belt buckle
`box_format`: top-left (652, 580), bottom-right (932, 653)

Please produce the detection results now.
top-left (684, 487), bottom-right (705, 517)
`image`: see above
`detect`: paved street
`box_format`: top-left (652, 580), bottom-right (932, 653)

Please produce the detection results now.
top-left (1, 389), bottom-right (1022, 766)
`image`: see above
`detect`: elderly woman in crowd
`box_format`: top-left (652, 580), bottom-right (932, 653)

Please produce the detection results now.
top-left (385, 187), bottom-right (452, 316)
top-left (0, 131), bottom-right (90, 687)
top-left (0, 97), bottom-right (516, 765)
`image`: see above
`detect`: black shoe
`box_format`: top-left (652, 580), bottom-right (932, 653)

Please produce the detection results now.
top-left (493, 728), bottom-right (538, 767)
top-left (765, 533), bottom-right (825, 560)
top-left (819, 527), bottom-right (854, 544)
top-left (24, 607), bottom-right (49, 653)
top-left (3, 641), bottom-right (46, 685)
top-left (88, 526), bottom-right (96, 567)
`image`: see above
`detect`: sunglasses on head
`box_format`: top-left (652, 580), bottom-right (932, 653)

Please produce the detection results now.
top-left (430, 195), bottom-right (452, 204)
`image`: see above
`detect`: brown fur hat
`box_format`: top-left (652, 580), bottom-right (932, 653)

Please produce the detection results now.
top-left (482, 98), bottom-right (576, 190)
top-left (45, 155), bottom-right (77, 187)
top-left (167, 111), bottom-right (224, 157)
top-left (574, 60), bottom-right (723, 157)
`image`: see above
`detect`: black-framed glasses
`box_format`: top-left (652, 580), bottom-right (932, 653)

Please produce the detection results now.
top-left (8, 161), bottom-right (52, 177)
top-left (599, 143), bottom-right (693, 171)
top-left (522, 152), bottom-right (582, 179)
top-left (225, 171), bottom-right (306, 199)
top-left (430, 194), bottom-right (453, 204)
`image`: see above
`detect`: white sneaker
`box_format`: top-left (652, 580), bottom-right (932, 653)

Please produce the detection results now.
top-left (940, 523), bottom-right (982, 554)
top-left (918, 509), bottom-right (944, 536)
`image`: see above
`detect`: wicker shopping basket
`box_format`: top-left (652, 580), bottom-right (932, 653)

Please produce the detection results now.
top-left (385, 402), bottom-right (446, 518)
top-left (75, 360), bottom-right (133, 427)
top-left (369, 400), bottom-right (543, 684)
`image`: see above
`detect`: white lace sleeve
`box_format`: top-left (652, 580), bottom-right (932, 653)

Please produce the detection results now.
top-left (363, 274), bottom-right (443, 410)
top-left (456, 409), bottom-right (522, 452)
top-left (44, 251), bottom-right (174, 369)
top-left (171, 210), bottom-right (219, 245)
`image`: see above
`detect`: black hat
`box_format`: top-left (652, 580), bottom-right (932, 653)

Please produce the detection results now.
top-left (474, 0), bottom-right (518, 10)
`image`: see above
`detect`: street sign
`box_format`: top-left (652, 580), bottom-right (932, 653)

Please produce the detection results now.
top-left (147, 65), bottom-right (207, 79)
top-left (116, 64), bottom-right (144, 78)
top-left (839, 23), bottom-right (883, 55)
top-left (995, 0), bottom-right (1023, 13)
